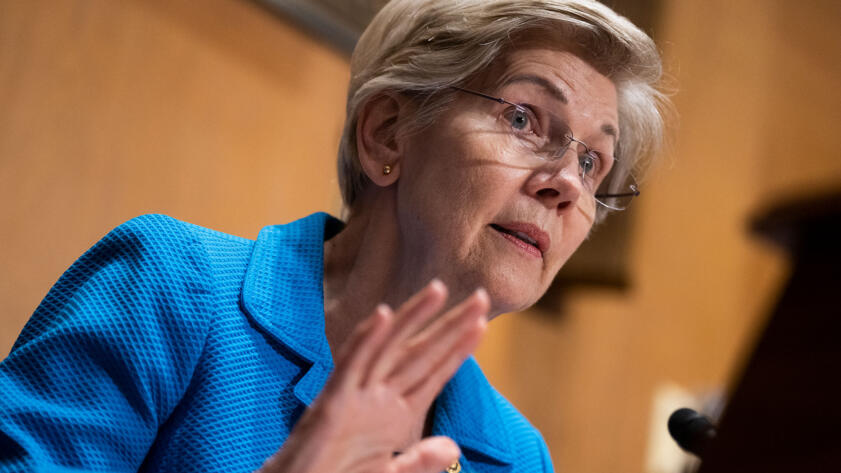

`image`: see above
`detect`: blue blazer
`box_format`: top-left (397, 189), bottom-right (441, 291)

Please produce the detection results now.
top-left (0, 213), bottom-right (553, 473)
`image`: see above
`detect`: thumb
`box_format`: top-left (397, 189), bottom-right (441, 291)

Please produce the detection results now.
top-left (387, 436), bottom-right (461, 473)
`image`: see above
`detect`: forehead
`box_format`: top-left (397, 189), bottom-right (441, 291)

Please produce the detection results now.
top-left (491, 47), bottom-right (619, 127)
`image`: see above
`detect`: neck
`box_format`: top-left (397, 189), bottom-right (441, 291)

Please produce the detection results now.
top-left (321, 188), bottom-right (471, 447)
top-left (323, 187), bottom-right (424, 356)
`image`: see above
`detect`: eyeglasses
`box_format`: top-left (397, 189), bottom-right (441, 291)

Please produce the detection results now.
top-left (452, 86), bottom-right (640, 211)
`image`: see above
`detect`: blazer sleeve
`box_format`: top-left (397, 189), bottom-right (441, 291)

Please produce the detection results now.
top-left (0, 215), bottom-right (214, 473)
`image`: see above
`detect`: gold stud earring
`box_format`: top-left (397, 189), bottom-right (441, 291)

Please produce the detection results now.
top-left (382, 164), bottom-right (392, 175)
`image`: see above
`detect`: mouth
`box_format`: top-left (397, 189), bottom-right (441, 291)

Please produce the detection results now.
top-left (489, 222), bottom-right (549, 258)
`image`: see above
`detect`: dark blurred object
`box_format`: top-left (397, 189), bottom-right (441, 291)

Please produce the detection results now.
top-left (698, 190), bottom-right (841, 473)
top-left (256, 0), bottom-right (662, 57)
top-left (668, 408), bottom-right (717, 458)
top-left (254, 0), bottom-right (387, 54)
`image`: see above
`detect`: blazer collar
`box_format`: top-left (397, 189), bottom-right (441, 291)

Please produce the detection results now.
top-left (432, 357), bottom-right (515, 469)
top-left (240, 213), bottom-right (514, 466)
top-left (240, 212), bottom-right (340, 406)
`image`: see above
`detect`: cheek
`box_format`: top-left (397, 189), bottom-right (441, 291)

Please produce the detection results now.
top-left (404, 167), bottom-right (501, 248)
top-left (399, 144), bottom-right (525, 254)
top-left (552, 211), bottom-right (594, 272)
top-left (404, 133), bottom-right (504, 211)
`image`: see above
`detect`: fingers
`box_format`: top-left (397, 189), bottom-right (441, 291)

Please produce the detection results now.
top-left (407, 315), bottom-right (484, 409)
top-left (331, 304), bottom-right (394, 389)
top-left (387, 436), bottom-right (460, 473)
top-left (332, 279), bottom-right (489, 409)
top-left (390, 289), bottom-right (489, 406)
top-left (366, 280), bottom-right (448, 384)
top-left (389, 279), bottom-right (449, 340)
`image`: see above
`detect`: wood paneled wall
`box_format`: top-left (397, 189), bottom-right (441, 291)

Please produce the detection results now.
top-left (0, 0), bottom-right (348, 353)
top-left (2, 1), bottom-right (840, 473)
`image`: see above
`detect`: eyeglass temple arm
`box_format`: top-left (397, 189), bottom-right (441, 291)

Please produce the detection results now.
top-left (595, 190), bottom-right (641, 199)
top-left (451, 86), bottom-right (510, 105)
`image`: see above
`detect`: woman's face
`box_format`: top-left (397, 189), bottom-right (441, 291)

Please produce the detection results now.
top-left (396, 48), bottom-right (619, 316)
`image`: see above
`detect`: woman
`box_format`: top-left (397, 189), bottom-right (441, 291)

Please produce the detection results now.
top-left (0, 0), bottom-right (669, 472)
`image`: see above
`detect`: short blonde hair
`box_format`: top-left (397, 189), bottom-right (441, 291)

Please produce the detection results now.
top-left (338, 0), bottom-right (671, 210)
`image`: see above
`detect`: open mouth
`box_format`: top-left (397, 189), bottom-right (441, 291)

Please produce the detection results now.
top-left (490, 223), bottom-right (542, 255)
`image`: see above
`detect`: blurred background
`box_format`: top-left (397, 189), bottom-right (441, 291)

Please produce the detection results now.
top-left (1, 1), bottom-right (840, 472)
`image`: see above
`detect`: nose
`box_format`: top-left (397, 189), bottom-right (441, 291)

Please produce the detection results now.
top-left (524, 153), bottom-right (585, 214)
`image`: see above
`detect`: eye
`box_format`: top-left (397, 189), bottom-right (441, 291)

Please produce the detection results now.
top-left (510, 108), bottom-right (528, 130)
top-left (579, 152), bottom-right (600, 177)
top-left (504, 106), bottom-right (536, 133)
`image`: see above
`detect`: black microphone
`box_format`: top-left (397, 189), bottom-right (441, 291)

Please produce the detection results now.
top-left (667, 407), bottom-right (717, 457)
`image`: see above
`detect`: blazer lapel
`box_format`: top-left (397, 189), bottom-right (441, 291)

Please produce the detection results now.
top-left (432, 357), bottom-right (515, 472)
top-left (240, 213), bottom-right (516, 471)
top-left (239, 212), bottom-right (340, 407)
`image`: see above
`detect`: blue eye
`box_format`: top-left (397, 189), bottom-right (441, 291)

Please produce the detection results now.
top-left (579, 153), bottom-right (598, 176)
top-left (509, 108), bottom-right (529, 130)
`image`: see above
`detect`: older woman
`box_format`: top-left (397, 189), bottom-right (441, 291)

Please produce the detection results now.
top-left (0, 1), bottom-right (668, 472)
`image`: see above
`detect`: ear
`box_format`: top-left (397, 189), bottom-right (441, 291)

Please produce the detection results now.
top-left (356, 93), bottom-right (409, 187)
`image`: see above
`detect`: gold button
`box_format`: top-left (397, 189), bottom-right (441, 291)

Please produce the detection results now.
top-left (446, 460), bottom-right (461, 473)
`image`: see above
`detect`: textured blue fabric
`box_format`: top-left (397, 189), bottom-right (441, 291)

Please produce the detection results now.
top-left (0, 213), bottom-right (553, 473)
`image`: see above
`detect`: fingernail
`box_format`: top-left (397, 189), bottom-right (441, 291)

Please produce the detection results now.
top-left (427, 278), bottom-right (448, 297)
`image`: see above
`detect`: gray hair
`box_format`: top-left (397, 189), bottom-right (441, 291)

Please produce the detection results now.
top-left (338, 0), bottom-right (672, 211)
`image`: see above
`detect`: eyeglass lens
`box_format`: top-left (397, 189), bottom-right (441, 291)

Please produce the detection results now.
top-left (501, 103), bottom-right (638, 211)
top-left (452, 86), bottom-right (639, 211)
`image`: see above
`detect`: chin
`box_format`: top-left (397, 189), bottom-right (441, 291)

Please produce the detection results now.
top-left (481, 270), bottom-right (546, 317)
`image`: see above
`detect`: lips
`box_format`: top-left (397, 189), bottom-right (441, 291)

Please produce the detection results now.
top-left (489, 222), bottom-right (550, 256)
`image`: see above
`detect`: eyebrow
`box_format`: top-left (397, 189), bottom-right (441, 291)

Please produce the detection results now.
top-left (502, 74), bottom-right (568, 104)
top-left (601, 124), bottom-right (618, 144)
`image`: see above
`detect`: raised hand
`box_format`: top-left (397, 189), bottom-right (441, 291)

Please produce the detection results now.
top-left (258, 280), bottom-right (489, 473)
